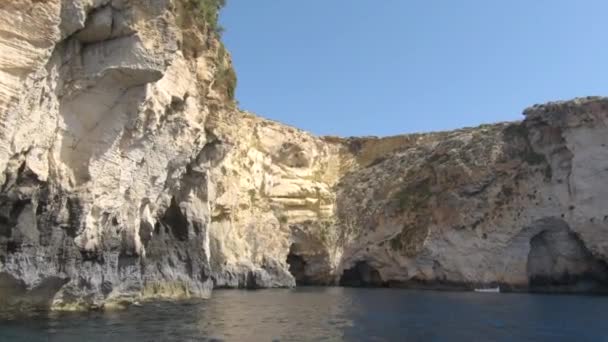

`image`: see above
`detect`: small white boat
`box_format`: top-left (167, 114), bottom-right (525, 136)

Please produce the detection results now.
top-left (474, 286), bottom-right (500, 293)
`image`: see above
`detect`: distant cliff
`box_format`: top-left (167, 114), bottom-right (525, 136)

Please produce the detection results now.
top-left (1, 0), bottom-right (607, 312)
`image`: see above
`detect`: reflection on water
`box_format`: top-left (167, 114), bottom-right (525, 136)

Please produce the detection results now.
top-left (1, 287), bottom-right (608, 341)
top-left (197, 287), bottom-right (355, 341)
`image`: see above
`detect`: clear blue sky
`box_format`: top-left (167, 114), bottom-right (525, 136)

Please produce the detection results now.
top-left (220, 1), bottom-right (608, 137)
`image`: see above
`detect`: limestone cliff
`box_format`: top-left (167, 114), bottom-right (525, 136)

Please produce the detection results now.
top-left (334, 98), bottom-right (608, 292)
top-left (1, 0), bottom-right (607, 312)
top-left (0, 0), bottom-right (238, 310)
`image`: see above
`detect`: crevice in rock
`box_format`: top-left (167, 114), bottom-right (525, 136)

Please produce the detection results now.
top-left (117, 252), bottom-right (138, 270)
top-left (80, 249), bottom-right (104, 264)
top-left (64, 197), bottom-right (82, 238)
top-left (286, 243), bottom-right (309, 285)
top-left (0, 199), bottom-right (30, 239)
top-left (160, 197), bottom-right (189, 241)
top-left (139, 219), bottom-right (153, 248)
top-left (5, 240), bottom-right (19, 254)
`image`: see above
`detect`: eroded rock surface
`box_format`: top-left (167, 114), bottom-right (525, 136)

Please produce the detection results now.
top-left (0, 0), bottom-right (235, 311)
top-left (1, 0), bottom-right (608, 312)
top-left (334, 98), bottom-right (608, 293)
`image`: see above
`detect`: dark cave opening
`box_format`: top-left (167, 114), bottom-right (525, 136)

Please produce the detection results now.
top-left (339, 261), bottom-right (385, 287)
top-left (526, 218), bottom-right (608, 292)
top-left (286, 244), bottom-right (310, 286)
top-left (160, 197), bottom-right (189, 241)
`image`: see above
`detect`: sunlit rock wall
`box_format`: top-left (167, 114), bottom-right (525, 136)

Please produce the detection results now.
top-left (1, 0), bottom-right (607, 313)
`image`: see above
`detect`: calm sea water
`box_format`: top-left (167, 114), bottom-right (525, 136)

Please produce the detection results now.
top-left (1, 287), bottom-right (607, 341)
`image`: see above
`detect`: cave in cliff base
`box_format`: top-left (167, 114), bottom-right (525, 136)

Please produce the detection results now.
top-left (286, 253), bottom-right (307, 285)
top-left (286, 243), bottom-right (310, 286)
top-left (285, 240), bottom-right (334, 286)
top-left (526, 218), bottom-right (608, 292)
top-left (339, 261), bottom-right (385, 287)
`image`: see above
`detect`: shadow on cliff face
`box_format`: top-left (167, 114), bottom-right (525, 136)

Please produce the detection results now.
top-left (159, 197), bottom-right (190, 241)
top-left (526, 218), bottom-right (608, 292)
top-left (144, 195), bottom-right (213, 297)
top-left (339, 261), bottom-right (385, 287)
top-left (58, 72), bottom-right (149, 186)
top-left (0, 273), bottom-right (69, 314)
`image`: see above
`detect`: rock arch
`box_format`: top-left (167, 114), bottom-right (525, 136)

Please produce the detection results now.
top-left (339, 261), bottom-right (384, 287)
top-left (526, 217), bottom-right (608, 292)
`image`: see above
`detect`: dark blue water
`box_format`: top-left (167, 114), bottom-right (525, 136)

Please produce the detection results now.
top-left (1, 287), bottom-right (608, 341)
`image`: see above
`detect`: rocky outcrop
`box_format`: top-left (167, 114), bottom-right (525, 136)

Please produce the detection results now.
top-left (1, 0), bottom-right (608, 312)
top-left (333, 97), bottom-right (608, 293)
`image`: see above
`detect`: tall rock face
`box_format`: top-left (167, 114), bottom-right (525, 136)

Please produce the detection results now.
top-left (1, 0), bottom-right (607, 312)
top-left (0, 0), bottom-right (239, 310)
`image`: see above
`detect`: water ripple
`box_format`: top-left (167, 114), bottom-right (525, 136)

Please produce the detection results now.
top-left (1, 287), bottom-right (608, 341)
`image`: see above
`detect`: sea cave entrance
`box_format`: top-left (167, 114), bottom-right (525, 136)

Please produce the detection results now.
top-left (339, 261), bottom-right (384, 287)
top-left (526, 218), bottom-right (608, 292)
top-left (286, 243), bottom-right (314, 286)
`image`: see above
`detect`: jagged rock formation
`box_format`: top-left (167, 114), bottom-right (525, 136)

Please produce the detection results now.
top-left (1, 0), bottom-right (607, 312)
top-left (0, 0), bottom-right (237, 311)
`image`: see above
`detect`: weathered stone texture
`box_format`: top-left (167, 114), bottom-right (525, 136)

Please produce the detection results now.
top-left (1, 0), bottom-right (607, 312)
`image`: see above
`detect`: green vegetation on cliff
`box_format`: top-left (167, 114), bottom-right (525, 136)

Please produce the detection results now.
top-left (215, 44), bottom-right (237, 100)
top-left (504, 123), bottom-right (552, 179)
top-left (393, 178), bottom-right (433, 212)
top-left (503, 123), bottom-right (546, 165)
top-left (181, 1), bottom-right (237, 101)
top-left (188, 0), bottom-right (227, 35)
